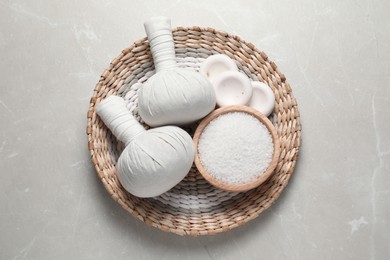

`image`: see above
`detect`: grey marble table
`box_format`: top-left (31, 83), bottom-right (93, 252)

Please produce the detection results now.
top-left (1, 0), bottom-right (389, 259)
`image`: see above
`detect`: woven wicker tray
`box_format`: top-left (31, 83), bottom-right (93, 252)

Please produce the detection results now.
top-left (86, 26), bottom-right (302, 236)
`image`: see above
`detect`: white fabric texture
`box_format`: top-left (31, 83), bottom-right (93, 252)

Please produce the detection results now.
top-left (138, 16), bottom-right (216, 127)
top-left (96, 96), bottom-right (195, 198)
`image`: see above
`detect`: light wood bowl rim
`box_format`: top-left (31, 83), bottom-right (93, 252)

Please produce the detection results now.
top-left (193, 105), bottom-right (281, 192)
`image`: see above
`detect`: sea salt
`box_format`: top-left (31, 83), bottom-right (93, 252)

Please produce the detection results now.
top-left (198, 112), bottom-right (274, 185)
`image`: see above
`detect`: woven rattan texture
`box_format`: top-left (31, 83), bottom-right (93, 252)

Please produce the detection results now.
top-left (86, 27), bottom-right (301, 236)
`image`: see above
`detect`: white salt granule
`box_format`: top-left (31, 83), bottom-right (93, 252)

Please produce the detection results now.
top-left (198, 112), bottom-right (274, 185)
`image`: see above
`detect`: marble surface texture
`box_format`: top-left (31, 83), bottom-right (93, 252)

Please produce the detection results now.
top-left (1, 0), bottom-right (389, 259)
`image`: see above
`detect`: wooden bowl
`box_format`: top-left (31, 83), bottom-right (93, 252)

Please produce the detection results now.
top-left (193, 106), bottom-right (281, 192)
